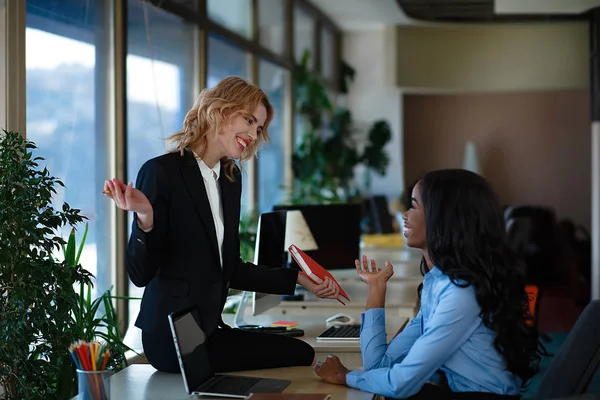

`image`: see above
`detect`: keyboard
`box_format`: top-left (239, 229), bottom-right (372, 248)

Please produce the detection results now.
top-left (316, 324), bottom-right (361, 341)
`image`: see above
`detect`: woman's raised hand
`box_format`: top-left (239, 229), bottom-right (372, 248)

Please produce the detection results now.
top-left (355, 255), bottom-right (394, 286)
top-left (103, 179), bottom-right (153, 229)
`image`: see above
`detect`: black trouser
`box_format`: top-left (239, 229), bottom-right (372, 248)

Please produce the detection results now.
top-left (399, 384), bottom-right (520, 400)
top-left (142, 327), bottom-right (315, 373)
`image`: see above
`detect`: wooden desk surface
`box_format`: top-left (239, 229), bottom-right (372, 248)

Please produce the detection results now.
top-left (74, 364), bottom-right (374, 400)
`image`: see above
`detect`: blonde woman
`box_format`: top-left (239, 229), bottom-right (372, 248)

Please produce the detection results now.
top-left (104, 77), bottom-right (339, 373)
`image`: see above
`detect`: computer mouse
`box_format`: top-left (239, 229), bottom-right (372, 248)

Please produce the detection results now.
top-left (326, 313), bottom-right (355, 326)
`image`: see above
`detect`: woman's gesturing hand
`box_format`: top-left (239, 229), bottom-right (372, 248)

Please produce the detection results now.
top-left (355, 255), bottom-right (394, 287)
top-left (103, 178), bottom-right (154, 230)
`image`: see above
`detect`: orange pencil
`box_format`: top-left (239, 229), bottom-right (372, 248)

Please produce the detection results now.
top-left (100, 350), bottom-right (110, 371)
top-left (91, 343), bottom-right (97, 371)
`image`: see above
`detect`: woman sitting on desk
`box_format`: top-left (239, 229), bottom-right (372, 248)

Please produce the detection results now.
top-left (103, 76), bottom-right (339, 374)
top-left (314, 169), bottom-right (546, 399)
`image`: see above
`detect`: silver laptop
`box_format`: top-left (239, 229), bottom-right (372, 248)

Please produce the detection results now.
top-left (168, 307), bottom-right (291, 398)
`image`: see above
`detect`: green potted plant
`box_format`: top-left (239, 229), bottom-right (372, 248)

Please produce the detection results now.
top-left (0, 130), bottom-right (90, 399)
top-left (57, 223), bottom-right (136, 398)
top-left (0, 131), bottom-right (134, 399)
top-left (238, 210), bottom-right (258, 264)
top-left (290, 51), bottom-right (392, 205)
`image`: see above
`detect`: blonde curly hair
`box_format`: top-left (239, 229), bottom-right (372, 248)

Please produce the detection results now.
top-left (166, 76), bottom-right (273, 182)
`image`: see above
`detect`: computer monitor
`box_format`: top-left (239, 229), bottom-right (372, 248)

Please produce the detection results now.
top-left (273, 203), bottom-right (362, 271)
top-left (252, 211), bottom-right (287, 316)
top-left (368, 195), bottom-right (395, 234)
top-left (234, 211), bottom-right (287, 328)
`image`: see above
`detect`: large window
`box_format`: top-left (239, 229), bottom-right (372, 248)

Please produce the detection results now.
top-left (25, 0), bottom-right (112, 299)
top-left (207, 34), bottom-right (253, 214)
top-left (258, 60), bottom-right (289, 213)
top-left (258, 0), bottom-right (286, 55)
top-left (321, 27), bottom-right (336, 81)
top-left (208, 0), bottom-right (253, 39)
top-left (294, 5), bottom-right (315, 69)
top-left (126, 0), bottom-right (196, 325)
top-left (207, 34), bottom-right (251, 86)
top-left (15, 0), bottom-right (341, 333)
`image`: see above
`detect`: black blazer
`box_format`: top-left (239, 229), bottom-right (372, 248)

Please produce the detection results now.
top-left (126, 150), bottom-right (298, 337)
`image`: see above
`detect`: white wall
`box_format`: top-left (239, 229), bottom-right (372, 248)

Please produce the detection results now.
top-left (343, 27), bottom-right (405, 200)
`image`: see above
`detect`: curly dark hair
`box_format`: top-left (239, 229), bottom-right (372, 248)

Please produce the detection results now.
top-left (417, 169), bottom-right (546, 386)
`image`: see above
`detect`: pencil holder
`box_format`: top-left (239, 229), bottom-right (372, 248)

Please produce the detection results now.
top-left (77, 369), bottom-right (111, 400)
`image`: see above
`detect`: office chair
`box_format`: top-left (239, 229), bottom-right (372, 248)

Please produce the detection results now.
top-left (535, 300), bottom-right (600, 400)
top-left (505, 206), bottom-right (561, 285)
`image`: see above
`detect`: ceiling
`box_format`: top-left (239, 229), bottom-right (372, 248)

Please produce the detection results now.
top-left (495, 0), bottom-right (600, 15)
top-left (308, 0), bottom-right (411, 30)
top-left (309, 0), bottom-right (600, 31)
top-left (396, 0), bottom-right (590, 23)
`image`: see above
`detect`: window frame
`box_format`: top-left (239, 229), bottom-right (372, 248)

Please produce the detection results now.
top-left (15, 0), bottom-right (342, 335)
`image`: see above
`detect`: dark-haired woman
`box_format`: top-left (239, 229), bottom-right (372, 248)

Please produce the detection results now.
top-left (314, 169), bottom-right (546, 399)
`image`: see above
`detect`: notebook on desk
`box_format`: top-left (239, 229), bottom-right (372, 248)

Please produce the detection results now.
top-left (168, 306), bottom-right (291, 398)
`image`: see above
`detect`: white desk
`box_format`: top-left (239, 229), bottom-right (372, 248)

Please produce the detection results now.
top-left (221, 314), bottom-right (408, 367)
top-left (72, 364), bottom-right (375, 400)
top-left (358, 248), bottom-right (423, 279)
top-left (270, 280), bottom-right (420, 319)
top-left (330, 268), bottom-right (422, 284)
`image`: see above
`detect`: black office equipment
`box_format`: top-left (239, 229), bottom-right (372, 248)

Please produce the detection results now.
top-left (368, 195), bottom-right (395, 234)
top-left (535, 300), bottom-right (600, 399)
top-left (316, 324), bottom-right (361, 341)
top-left (273, 203), bottom-right (362, 271)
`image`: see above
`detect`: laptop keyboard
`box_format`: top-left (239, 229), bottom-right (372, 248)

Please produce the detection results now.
top-left (317, 324), bottom-right (361, 339)
top-left (204, 375), bottom-right (260, 395)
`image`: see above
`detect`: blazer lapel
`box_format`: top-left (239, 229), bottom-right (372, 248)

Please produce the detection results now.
top-left (219, 163), bottom-right (241, 277)
top-left (180, 150), bottom-right (220, 262)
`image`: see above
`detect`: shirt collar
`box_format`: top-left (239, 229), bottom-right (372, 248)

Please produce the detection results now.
top-left (425, 265), bottom-right (443, 280)
top-left (195, 156), bottom-right (221, 181)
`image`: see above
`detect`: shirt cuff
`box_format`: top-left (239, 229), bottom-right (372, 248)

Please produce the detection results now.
top-left (361, 307), bottom-right (386, 329)
top-left (345, 370), bottom-right (361, 388)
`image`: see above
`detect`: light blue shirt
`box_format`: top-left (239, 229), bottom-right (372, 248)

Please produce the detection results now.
top-left (345, 266), bottom-right (521, 398)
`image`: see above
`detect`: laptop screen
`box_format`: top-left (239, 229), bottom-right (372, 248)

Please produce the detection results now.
top-left (169, 309), bottom-right (213, 393)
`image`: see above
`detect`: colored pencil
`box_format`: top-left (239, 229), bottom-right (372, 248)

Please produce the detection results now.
top-left (69, 340), bottom-right (111, 400)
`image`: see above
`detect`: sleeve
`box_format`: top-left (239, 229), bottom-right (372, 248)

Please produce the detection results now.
top-left (229, 261), bottom-right (299, 294)
top-left (125, 159), bottom-right (170, 287)
top-left (227, 170), bottom-right (299, 295)
top-left (345, 285), bottom-right (481, 398)
top-left (360, 308), bottom-right (423, 371)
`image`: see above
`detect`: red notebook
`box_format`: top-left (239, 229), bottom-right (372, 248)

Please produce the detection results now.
top-left (288, 244), bottom-right (351, 305)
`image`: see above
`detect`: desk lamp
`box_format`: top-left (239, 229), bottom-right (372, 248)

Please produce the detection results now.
top-left (282, 210), bottom-right (318, 300)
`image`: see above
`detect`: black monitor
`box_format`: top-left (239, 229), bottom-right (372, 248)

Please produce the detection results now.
top-left (250, 211), bottom-right (289, 316)
top-left (368, 195), bottom-right (395, 234)
top-left (272, 203), bottom-right (361, 270)
top-left (254, 210), bottom-right (288, 268)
